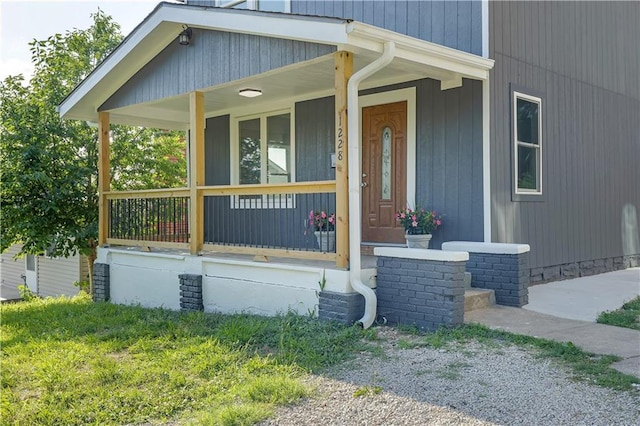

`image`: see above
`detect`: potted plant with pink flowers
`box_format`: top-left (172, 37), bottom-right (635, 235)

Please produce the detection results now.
top-left (309, 210), bottom-right (336, 252)
top-left (395, 207), bottom-right (443, 248)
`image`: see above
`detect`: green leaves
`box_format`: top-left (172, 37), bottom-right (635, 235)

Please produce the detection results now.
top-left (0, 10), bottom-right (186, 261)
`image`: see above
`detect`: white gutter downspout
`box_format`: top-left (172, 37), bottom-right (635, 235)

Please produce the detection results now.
top-left (347, 41), bottom-right (396, 329)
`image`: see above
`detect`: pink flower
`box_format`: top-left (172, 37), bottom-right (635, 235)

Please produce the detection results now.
top-left (400, 213), bottom-right (406, 219)
top-left (432, 211), bottom-right (437, 217)
top-left (411, 215), bottom-right (417, 221)
top-left (436, 219), bottom-right (442, 226)
top-left (329, 216), bottom-right (335, 224)
top-left (309, 210), bottom-right (314, 219)
top-left (321, 211), bottom-right (327, 219)
top-left (412, 221), bottom-right (418, 227)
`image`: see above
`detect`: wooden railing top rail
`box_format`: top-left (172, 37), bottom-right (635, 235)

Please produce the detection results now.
top-left (199, 180), bottom-right (336, 196)
top-left (103, 181), bottom-right (337, 200)
top-left (105, 188), bottom-right (190, 199)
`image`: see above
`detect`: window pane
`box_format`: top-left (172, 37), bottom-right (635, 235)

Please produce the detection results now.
top-left (518, 145), bottom-right (538, 190)
top-left (257, 0), bottom-right (287, 12)
top-left (517, 98), bottom-right (539, 145)
top-left (26, 255), bottom-right (35, 271)
top-left (267, 113), bottom-right (291, 184)
top-left (239, 118), bottom-right (261, 185)
top-left (381, 126), bottom-right (392, 200)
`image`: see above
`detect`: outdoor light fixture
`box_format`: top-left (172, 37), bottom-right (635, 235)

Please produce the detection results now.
top-left (238, 89), bottom-right (263, 98)
top-left (178, 26), bottom-right (192, 46)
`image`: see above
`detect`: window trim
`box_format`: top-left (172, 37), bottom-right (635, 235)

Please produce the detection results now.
top-left (511, 88), bottom-right (543, 200)
top-left (230, 107), bottom-right (296, 209)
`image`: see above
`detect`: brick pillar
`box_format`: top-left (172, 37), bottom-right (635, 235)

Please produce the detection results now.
top-left (93, 263), bottom-right (110, 302)
top-left (374, 248), bottom-right (468, 331)
top-left (442, 242), bottom-right (530, 307)
top-left (318, 291), bottom-right (366, 324)
top-left (179, 274), bottom-right (203, 312)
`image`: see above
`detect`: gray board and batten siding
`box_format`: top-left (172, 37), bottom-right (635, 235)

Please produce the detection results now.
top-left (489, 1), bottom-right (640, 271)
top-left (291, 0), bottom-right (482, 56)
top-left (201, 78), bottom-right (484, 250)
top-left (185, 1), bottom-right (483, 55)
top-left (100, 29), bottom-right (336, 111)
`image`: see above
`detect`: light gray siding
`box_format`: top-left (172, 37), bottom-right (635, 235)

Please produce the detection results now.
top-left (1, 245), bottom-right (24, 288)
top-left (101, 29), bottom-right (335, 111)
top-left (37, 255), bottom-right (81, 298)
top-left (292, 0), bottom-right (483, 55)
top-left (490, 1), bottom-right (640, 269)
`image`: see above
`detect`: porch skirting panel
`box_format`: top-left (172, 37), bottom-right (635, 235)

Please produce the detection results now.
top-left (94, 247), bottom-right (374, 318)
top-left (374, 248), bottom-right (468, 331)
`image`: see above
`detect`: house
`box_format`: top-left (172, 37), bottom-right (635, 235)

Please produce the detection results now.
top-left (58, 1), bottom-right (639, 328)
top-left (0, 244), bottom-right (87, 298)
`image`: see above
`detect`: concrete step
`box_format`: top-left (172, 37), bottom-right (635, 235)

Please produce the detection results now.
top-left (464, 288), bottom-right (496, 312)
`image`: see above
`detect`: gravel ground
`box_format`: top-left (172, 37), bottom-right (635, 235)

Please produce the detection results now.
top-left (261, 327), bottom-right (640, 426)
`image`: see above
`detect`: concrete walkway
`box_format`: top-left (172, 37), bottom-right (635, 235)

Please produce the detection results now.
top-left (465, 268), bottom-right (640, 378)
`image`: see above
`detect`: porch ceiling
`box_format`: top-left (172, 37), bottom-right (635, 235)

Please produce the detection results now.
top-left (107, 53), bottom-right (437, 130)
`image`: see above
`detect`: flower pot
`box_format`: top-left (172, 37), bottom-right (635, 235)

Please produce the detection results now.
top-left (405, 233), bottom-right (432, 249)
top-left (314, 230), bottom-right (336, 252)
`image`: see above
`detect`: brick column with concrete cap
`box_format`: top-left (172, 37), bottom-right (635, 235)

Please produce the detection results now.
top-left (442, 242), bottom-right (530, 307)
top-left (374, 247), bottom-right (468, 331)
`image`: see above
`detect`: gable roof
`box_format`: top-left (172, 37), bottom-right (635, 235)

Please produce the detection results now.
top-left (58, 2), bottom-right (493, 127)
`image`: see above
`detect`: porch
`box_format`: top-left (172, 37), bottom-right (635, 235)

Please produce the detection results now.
top-left (59, 3), bottom-right (495, 326)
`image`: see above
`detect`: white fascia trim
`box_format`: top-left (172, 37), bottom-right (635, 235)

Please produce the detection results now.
top-left (442, 241), bottom-right (530, 255)
top-left (345, 22), bottom-right (494, 81)
top-left (482, 79), bottom-right (492, 242)
top-left (482, 0), bottom-right (489, 58)
top-left (374, 247), bottom-right (469, 262)
top-left (169, 6), bottom-right (348, 44)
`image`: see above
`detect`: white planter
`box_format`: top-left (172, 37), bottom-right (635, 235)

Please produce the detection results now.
top-left (405, 233), bottom-right (432, 249)
top-left (314, 230), bottom-right (336, 252)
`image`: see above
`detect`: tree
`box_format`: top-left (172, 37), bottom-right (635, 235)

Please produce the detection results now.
top-left (0, 10), bottom-right (186, 293)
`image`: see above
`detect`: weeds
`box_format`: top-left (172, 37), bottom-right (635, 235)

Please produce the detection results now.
top-left (597, 296), bottom-right (640, 330)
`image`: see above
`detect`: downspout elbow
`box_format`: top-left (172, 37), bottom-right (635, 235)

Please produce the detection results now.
top-left (347, 42), bottom-right (396, 329)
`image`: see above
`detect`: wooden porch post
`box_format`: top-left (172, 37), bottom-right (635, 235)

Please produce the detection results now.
top-left (334, 51), bottom-right (353, 269)
top-left (98, 111), bottom-right (110, 246)
top-left (189, 91), bottom-right (205, 255)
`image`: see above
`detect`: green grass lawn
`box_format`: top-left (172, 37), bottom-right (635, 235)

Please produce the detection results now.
top-left (0, 294), bottom-right (367, 425)
top-left (597, 296), bottom-right (640, 330)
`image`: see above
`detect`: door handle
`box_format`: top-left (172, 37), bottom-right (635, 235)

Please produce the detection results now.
top-left (361, 182), bottom-right (368, 188)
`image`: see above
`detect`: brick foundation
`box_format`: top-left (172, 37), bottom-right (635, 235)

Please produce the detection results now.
top-left (374, 248), bottom-right (467, 331)
top-left (179, 274), bottom-right (203, 312)
top-left (442, 242), bottom-right (530, 307)
top-left (93, 263), bottom-right (110, 302)
top-left (318, 291), bottom-right (366, 324)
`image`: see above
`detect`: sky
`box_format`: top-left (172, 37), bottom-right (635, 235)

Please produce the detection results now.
top-left (0, 0), bottom-right (174, 81)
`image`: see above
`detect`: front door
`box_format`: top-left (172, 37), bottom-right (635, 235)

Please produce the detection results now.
top-left (361, 101), bottom-right (407, 243)
top-left (24, 254), bottom-right (38, 293)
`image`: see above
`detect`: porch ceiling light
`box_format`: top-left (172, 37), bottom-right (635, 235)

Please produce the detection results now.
top-left (238, 88), bottom-right (262, 98)
top-left (178, 26), bottom-right (192, 46)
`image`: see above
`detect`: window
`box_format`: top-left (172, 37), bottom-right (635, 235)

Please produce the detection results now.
top-left (513, 91), bottom-right (542, 195)
top-left (217, 0), bottom-right (290, 12)
top-left (234, 110), bottom-right (294, 208)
